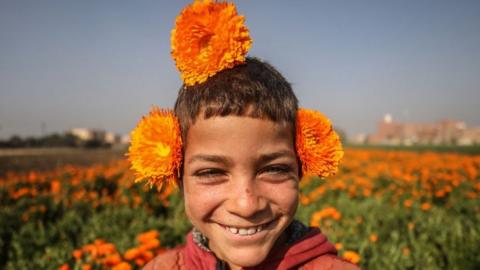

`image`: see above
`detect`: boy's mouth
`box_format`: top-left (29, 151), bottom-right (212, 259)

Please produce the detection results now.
top-left (218, 219), bottom-right (276, 236)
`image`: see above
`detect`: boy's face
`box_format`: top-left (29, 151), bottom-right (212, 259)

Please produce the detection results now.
top-left (183, 115), bottom-right (299, 269)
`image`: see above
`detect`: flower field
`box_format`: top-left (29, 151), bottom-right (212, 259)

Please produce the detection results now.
top-left (1, 148), bottom-right (479, 269)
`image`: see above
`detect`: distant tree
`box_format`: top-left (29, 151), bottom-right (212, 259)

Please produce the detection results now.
top-left (334, 127), bottom-right (348, 145)
top-left (8, 135), bottom-right (23, 148)
top-left (64, 133), bottom-right (78, 147)
top-left (0, 132), bottom-right (114, 149)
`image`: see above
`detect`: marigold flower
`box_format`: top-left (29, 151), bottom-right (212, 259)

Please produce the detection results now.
top-left (296, 108), bottom-right (343, 178)
top-left (72, 249), bottom-right (83, 260)
top-left (403, 199), bottom-right (413, 208)
top-left (421, 202), bottom-right (431, 211)
top-left (343, 250), bottom-right (361, 264)
top-left (140, 239), bottom-right (160, 250)
top-left (137, 230), bottom-right (159, 244)
top-left (127, 107), bottom-right (182, 188)
top-left (135, 258), bottom-right (147, 267)
top-left (58, 264), bottom-right (70, 270)
top-left (98, 243), bottom-right (117, 256)
top-left (299, 194), bottom-right (310, 205)
top-left (124, 248), bottom-right (141, 261)
top-left (369, 233), bottom-right (378, 243)
top-left (408, 222), bottom-right (415, 231)
top-left (112, 262), bottom-right (132, 270)
top-left (310, 206), bottom-right (342, 227)
top-left (103, 254), bottom-right (122, 266)
top-left (51, 180), bottom-right (61, 193)
top-left (171, 0), bottom-right (252, 86)
top-left (474, 182), bottom-right (480, 191)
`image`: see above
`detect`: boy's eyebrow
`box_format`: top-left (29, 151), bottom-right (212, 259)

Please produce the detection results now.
top-left (257, 150), bottom-right (296, 164)
top-left (187, 154), bottom-right (233, 166)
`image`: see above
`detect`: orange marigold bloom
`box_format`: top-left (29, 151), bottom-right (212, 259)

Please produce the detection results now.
top-left (124, 248), bottom-right (141, 261)
top-left (474, 182), bottom-right (480, 191)
top-left (421, 202), bottom-right (431, 211)
top-left (112, 262), bottom-right (132, 270)
top-left (296, 108), bottom-right (343, 178)
top-left (97, 242), bottom-right (117, 256)
top-left (51, 180), bottom-right (61, 193)
top-left (72, 249), bottom-right (83, 260)
top-left (408, 222), bottom-right (415, 231)
top-left (140, 239), bottom-right (161, 251)
top-left (343, 250), bottom-right (361, 264)
top-left (103, 254), bottom-right (122, 266)
top-left (310, 206), bottom-right (342, 227)
top-left (403, 199), bottom-right (413, 208)
top-left (137, 230), bottom-right (159, 244)
top-left (58, 264), bottom-right (70, 270)
top-left (135, 258), bottom-right (147, 267)
top-left (171, 0), bottom-right (252, 86)
top-left (369, 233), bottom-right (378, 243)
top-left (128, 107), bottom-right (183, 188)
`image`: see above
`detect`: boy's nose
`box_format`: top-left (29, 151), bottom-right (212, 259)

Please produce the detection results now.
top-left (225, 178), bottom-right (268, 218)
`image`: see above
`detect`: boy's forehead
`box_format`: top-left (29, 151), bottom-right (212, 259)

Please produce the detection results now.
top-left (190, 115), bottom-right (292, 134)
top-left (185, 115), bottom-right (294, 150)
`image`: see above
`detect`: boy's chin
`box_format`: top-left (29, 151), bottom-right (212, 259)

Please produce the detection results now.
top-left (219, 246), bottom-right (271, 268)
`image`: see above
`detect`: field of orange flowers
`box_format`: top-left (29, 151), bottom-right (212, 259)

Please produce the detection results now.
top-left (1, 148), bottom-right (479, 269)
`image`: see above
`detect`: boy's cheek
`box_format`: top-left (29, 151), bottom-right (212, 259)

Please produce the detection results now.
top-left (183, 181), bottom-right (225, 219)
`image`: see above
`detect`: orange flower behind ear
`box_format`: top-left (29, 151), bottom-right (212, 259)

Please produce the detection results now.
top-left (296, 108), bottom-right (343, 178)
top-left (127, 107), bottom-right (182, 189)
top-left (171, 0), bottom-right (252, 86)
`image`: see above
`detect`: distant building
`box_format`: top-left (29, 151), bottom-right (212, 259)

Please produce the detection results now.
top-left (105, 131), bottom-right (122, 145)
top-left (366, 114), bottom-right (480, 145)
top-left (66, 128), bottom-right (125, 147)
top-left (68, 128), bottom-right (95, 141)
top-left (457, 127), bottom-right (480, 145)
top-left (121, 134), bottom-right (130, 144)
top-left (351, 133), bottom-right (367, 144)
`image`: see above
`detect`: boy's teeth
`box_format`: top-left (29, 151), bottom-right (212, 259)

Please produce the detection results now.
top-left (226, 225), bottom-right (263, 236)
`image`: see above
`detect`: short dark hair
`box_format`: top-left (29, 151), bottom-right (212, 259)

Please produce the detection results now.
top-left (174, 57), bottom-right (298, 142)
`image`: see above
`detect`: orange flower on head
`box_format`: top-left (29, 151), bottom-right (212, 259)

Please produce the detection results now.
top-left (296, 108), bottom-right (343, 178)
top-left (127, 107), bottom-right (182, 189)
top-left (171, 0), bottom-right (252, 86)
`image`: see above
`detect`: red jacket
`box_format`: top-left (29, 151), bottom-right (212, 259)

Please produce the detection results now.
top-left (144, 228), bottom-right (359, 270)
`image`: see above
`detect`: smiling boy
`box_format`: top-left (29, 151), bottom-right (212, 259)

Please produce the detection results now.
top-left (129, 1), bottom-right (360, 269)
top-left (137, 58), bottom-right (359, 269)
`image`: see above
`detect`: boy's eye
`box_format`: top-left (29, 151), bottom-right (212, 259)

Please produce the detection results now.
top-left (193, 168), bottom-right (227, 183)
top-left (260, 164), bottom-right (292, 176)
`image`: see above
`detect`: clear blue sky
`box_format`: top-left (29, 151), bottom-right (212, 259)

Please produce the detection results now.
top-left (1, 0), bottom-right (479, 139)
